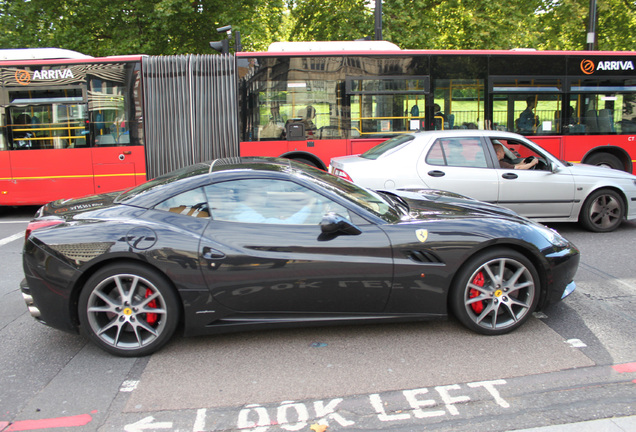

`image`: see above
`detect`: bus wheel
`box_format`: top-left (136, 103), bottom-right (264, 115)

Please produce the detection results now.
top-left (290, 157), bottom-right (321, 169)
top-left (585, 153), bottom-right (623, 171)
top-left (579, 189), bottom-right (624, 232)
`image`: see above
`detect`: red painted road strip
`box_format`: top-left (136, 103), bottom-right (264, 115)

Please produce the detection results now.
top-left (612, 362), bottom-right (636, 383)
top-left (612, 362), bottom-right (636, 374)
top-left (2, 414), bottom-right (92, 431)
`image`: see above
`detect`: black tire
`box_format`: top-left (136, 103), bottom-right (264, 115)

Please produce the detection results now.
top-left (579, 189), bottom-right (624, 232)
top-left (78, 263), bottom-right (180, 357)
top-left (585, 153), bottom-right (624, 171)
top-left (450, 248), bottom-right (540, 335)
top-left (291, 157), bottom-right (322, 169)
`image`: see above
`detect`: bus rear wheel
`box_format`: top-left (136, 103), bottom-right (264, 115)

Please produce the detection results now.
top-left (585, 153), bottom-right (624, 171)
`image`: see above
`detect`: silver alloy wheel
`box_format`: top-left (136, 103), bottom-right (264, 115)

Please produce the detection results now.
top-left (463, 257), bottom-right (535, 331)
top-left (85, 273), bottom-right (168, 351)
top-left (587, 193), bottom-right (622, 231)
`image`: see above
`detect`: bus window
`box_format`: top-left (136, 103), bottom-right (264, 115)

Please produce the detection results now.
top-left (433, 79), bottom-right (484, 130)
top-left (569, 78), bottom-right (636, 134)
top-left (348, 76), bottom-right (429, 136)
top-left (6, 88), bottom-right (87, 150)
top-left (491, 78), bottom-right (563, 134)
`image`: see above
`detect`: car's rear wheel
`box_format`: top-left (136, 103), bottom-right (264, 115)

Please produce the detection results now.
top-left (450, 248), bottom-right (539, 335)
top-left (579, 189), bottom-right (624, 232)
top-left (78, 263), bottom-right (180, 357)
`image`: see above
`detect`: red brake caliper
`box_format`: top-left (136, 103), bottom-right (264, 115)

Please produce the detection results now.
top-left (469, 272), bottom-right (485, 313)
top-left (145, 288), bottom-right (158, 325)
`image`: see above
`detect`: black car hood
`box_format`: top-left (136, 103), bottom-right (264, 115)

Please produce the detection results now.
top-left (38, 192), bottom-right (121, 219)
top-left (389, 189), bottom-right (523, 222)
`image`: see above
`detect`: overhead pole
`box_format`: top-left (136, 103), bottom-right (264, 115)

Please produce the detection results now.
top-left (586, 0), bottom-right (597, 50)
top-left (374, 1), bottom-right (382, 40)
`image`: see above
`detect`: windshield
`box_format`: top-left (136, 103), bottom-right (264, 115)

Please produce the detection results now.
top-left (292, 163), bottom-right (401, 223)
top-left (361, 134), bottom-right (415, 160)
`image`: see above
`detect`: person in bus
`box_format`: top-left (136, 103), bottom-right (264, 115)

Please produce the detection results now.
top-left (493, 141), bottom-right (538, 170)
top-left (434, 104), bottom-right (448, 130)
top-left (302, 105), bottom-right (317, 138)
top-left (516, 97), bottom-right (540, 133)
top-left (12, 113), bottom-right (35, 149)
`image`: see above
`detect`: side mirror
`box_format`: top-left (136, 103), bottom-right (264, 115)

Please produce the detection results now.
top-left (320, 212), bottom-right (361, 236)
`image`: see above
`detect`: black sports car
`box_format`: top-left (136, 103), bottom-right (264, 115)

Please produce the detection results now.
top-left (21, 157), bottom-right (580, 356)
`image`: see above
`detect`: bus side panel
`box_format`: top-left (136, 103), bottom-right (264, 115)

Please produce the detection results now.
top-left (350, 138), bottom-right (388, 156)
top-left (526, 136), bottom-right (563, 159)
top-left (0, 151), bottom-right (12, 204)
top-left (240, 138), bottom-right (350, 168)
top-left (561, 135), bottom-right (636, 170)
top-left (3, 148), bottom-right (95, 205)
top-left (91, 146), bottom-right (146, 193)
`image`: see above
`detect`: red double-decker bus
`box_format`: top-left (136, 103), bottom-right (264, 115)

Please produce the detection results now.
top-left (237, 41), bottom-right (636, 172)
top-left (2, 43), bottom-right (635, 206)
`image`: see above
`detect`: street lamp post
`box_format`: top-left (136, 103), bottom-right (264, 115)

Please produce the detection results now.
top-left (586, 0), bottom-right (597, 50)
top-left (375, 1), bottom-right (382, 41)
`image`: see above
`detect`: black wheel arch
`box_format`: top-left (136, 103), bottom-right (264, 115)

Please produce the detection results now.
top-left (279, 151), bottom-right (327, 170)
top-left (582, 147), bottom-right (632, 173)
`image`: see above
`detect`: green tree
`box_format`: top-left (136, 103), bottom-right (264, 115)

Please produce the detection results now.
top-left (1, 0), bottom-right (635, 54)
top-left (287, 0), bottom-right (374, 41)
top-left (0, 0), bottom-right (282, 56)
top-left (383, 0), bottom-right (543, 49)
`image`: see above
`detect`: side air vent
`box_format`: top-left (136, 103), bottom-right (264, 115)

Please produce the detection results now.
top-left (405, 249), bottom-right (443, 264)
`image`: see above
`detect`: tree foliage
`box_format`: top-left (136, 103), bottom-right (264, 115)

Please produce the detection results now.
top-left (0, 0), bottom-right (634, 55)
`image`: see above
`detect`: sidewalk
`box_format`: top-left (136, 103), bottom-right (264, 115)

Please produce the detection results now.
top-left (511, 415), bottom-right (636, 432)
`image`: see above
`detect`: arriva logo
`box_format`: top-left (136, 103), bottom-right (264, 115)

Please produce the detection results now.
top-left (14, 68), bottom-right (74, 85)
top-left (581, 59), bottom-right (635, 75)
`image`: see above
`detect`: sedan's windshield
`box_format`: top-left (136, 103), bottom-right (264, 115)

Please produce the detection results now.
top-left (293, 163), bottom-right (401, 222)
top-left (361, 134), bottom-right (415, 160)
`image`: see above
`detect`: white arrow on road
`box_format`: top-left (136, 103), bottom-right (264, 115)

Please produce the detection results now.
top-left (125, 416), bottom-right (173, 432)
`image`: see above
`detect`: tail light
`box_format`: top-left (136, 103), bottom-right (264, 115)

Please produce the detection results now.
top-left (25, 218), bottom-right (64, 241)
top-left (331, 168), bottom-right (353, 182)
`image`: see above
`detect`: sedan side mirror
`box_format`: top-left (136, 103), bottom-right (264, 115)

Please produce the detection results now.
top-left (320, 212), bottom-right (362, 236)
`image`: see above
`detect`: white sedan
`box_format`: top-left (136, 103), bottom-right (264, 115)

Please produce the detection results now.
top-left (330, 130), bottom-right (636, 232)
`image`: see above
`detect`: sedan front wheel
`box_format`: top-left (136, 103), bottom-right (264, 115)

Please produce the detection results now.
top-left (78, 263), bottom-right (180, 357)
top-left (579, 189), bottom-right (624, 233)
top-left (451, 248), bottom-right (540, 335)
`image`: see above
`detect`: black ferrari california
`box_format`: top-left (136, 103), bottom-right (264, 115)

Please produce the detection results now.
top-left (21, 157), bottom-right (579, 356)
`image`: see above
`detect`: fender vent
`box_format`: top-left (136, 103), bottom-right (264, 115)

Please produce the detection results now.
top-left (405, 249), bottom-right (443, 264)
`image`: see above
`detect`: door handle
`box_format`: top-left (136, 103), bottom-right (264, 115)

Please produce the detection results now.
top-left (502, 173), bottom-right (518, 180)
top-left (428, 170), bottom-right (446, 177)
top-left (202, 247), bottom-right (225, 260)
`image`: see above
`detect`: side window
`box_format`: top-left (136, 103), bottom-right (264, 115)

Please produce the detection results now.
top-left (425, 138), bottom-right (488, 168)
top-left (204, 179), bottom-right (350, 225)
top-left (154, 188), bottom-right (210, 218)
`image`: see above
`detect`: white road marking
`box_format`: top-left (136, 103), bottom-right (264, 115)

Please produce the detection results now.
top-left (0, 232), bottom-right (24, 246)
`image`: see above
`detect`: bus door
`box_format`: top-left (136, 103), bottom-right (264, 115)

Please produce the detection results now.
top-left (347, 75), bottom-right (429, 157)
top-left (90, 109), bottom-right (145, 193)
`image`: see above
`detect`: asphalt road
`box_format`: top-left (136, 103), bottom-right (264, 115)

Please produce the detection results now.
top-left (0, 206), bottom-right (634, 432)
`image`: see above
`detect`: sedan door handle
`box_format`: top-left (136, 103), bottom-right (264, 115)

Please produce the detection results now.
top-left (502, 173), bottom-right (518, 180)
top-left (427, 170), bottom-right (446, 178)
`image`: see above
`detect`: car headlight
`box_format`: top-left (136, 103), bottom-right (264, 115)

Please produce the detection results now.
top-left (537, 225), bottom-right (570, 248)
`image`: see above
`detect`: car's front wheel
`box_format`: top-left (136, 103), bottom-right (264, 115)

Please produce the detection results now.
top-left (450, 248), bottom-right (539, 335)
top-left (579, 189), bottom-right (624, 232)
top-left (78, 263), bottom-right (180, 357)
